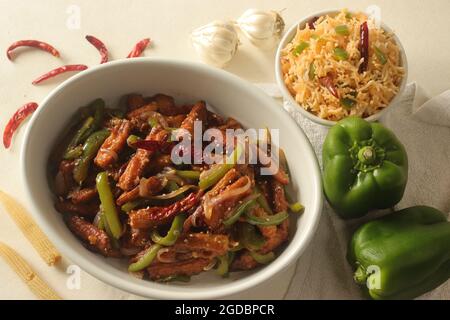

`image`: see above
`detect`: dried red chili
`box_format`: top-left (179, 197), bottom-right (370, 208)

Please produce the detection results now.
top-left (6, 40), bottom-right (60, 61)
top-left (85, 35), bottom-right (109, 64)
top-left (32, 64), bottom-right (88, 85)
top-left (132, 139), bottom-right (174, 153)
top-left (126, 38), bottom-right (151, 58)
top-left (3, 102), bottom-right (38, 148)
top-left (129, 192), bottom-right (200, 228)
top-left (308, 17), bottom-right (319, 30)
top-left (319, 74), bottom-right (339, 98)
top-left (358, 21), bottom-right (369, 73)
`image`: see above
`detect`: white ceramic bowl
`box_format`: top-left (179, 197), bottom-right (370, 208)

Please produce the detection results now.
top-left (21, 58), bottom-right (322, 299)
top-left (275, 9), bottom-right (408, 127)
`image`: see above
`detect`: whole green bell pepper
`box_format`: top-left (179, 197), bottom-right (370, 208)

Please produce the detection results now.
top-left (322, 117), bottom-right (408, 219)
top-left (348, 206), bottom-right (450, 300)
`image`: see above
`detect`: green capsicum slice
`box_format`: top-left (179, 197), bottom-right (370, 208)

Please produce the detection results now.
top-left (128, 244), bottom-right (162, 272)
top-left (245, 210), bottom-right (289, 226)
top-left (322, 117), bottom-right (408, 219)
top-left (73, 130), bottom-right (110, 184)
top-left (96, 171), bottom-right (123, 239)
top-left (151, 214), bottom-right (186, 246)
top-left (348, 206), bottom-right (450, 300)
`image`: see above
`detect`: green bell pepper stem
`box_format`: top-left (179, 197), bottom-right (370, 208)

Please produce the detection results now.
top-left (289, 202), bottom-right (304, 213)
top-left (223, 198), bottom-right (257, 227)
top-left (96, 172), bottom-right (123, 239)
top-left (237, 223), bottom-right (265, 251)
top-left (126, 134), bottom-right (142, 148)
top-left (63, 116), bottom-right (94, 159)
top-left (353, 264), bottom-right (367, 285)
top-left (128, 244), bottom-right (162, 272)
top-left (250, 251), bottom-right (275, 264)
top-left (245, 211), bottom-right (289, 226)
top-left (198, 143), bottom-right (243, 190)
top-left (151, 214), bottom-right (186, 246)
top-left (322, 117), bottom-right (408, 219)
top-left (73, 130), bottom-right (110, 184)
top-left (348, 206), bottom-right (450, 300)
top-left (176, 170), bottom-right (200, 181)
top-left (147, 185), bottom-right (197, 200)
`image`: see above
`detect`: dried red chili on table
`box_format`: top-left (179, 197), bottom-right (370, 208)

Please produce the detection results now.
top-left (3, 102), bottom-right (38, 148)
top-left (85, 35), bottom-right (109, 64)
top-left (32, 64), bottom-right (88, 85)
top-left (358, 21), bottom-right (369, 73)
top-left (126, 38), bottom-right (151, 58)
top-left (6, 40), bottom-right (60, 61)
top-left (319, 74), bottom-right (339, 98)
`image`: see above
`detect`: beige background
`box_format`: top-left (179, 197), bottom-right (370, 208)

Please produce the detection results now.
top-left (0, 0), bottom-right (449, 299)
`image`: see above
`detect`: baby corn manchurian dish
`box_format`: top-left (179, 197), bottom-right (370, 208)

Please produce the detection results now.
top-left (48, 93), bottom-right (304, 282)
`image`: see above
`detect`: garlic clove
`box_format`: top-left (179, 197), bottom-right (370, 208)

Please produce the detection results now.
top-left (191, 20), bottom-right (240, 68)
top-left (237, 9), bottom-right (285, 49)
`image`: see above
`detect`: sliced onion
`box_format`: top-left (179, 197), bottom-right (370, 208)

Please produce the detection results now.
top-left (190, 205), bottom-right (204, 227)
top-left (148, 185), bottom-right (197, 200)
top-left (203, 176), bottom-right (251, 220)
top-left (203, 258), bottom-right (217, 271)
top-left (157, 248), bottom-right (176, 263)
top-left (159, 167), bottom-right (184, 185)
top-left (99, 148), bottom-right (118, 162)
top-left (120, 246), bottom-right (142, 256)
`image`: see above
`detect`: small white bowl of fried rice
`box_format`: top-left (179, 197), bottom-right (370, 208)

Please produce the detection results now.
top-left (275, 9), bottom-right (408, 126)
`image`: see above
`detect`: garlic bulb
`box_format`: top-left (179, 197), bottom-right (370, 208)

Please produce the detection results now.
top-left (237, 9), bottom-right (285, 48)
top-left (191, 20), bottom-right (240, 68)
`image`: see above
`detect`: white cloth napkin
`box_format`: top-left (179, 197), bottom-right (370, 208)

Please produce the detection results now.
top-left (256, 82), bottom-right (450, 299)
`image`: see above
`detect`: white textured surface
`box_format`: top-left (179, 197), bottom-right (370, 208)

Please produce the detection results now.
top-left (281, 83), bottom-right (450, 299)
top-left (0, 0), bottom-right (449, 300)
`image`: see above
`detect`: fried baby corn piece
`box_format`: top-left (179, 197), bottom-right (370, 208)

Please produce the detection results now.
top-left (95, 119), bottom-right (131, 169)
top-left (0, 190), bottom-right (61, 266)
top-left (118, 127), bottom-right (168, 191)
top-left (180, 101), bottom-right (207, 136)
top-left (66, 215), bottom-right (119, 257)
top-left (147, 258), bottom-right (210, 280)
top-left (55, 200), bottom-right (99, 217)
top-left (68, 187), bottom-right (97, 204)
top-left (126, 93), bottom-right (145, 111)
top-left (0, 242), bottom-right (61, 300)
top-left (157, 233), bottom-right (229, 262)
